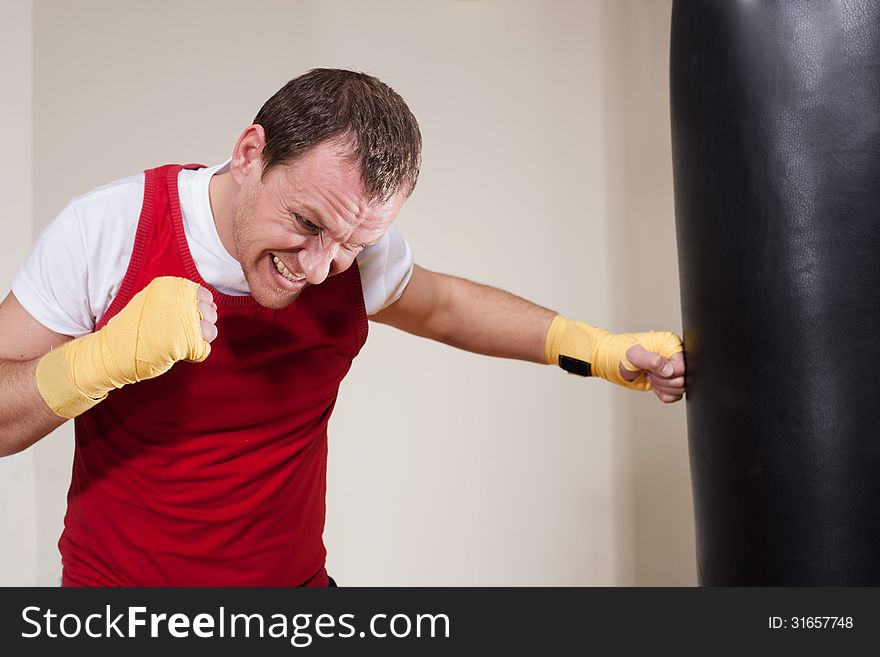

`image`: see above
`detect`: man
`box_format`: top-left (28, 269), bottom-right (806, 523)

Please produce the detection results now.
top-left (0, 69), bottom-right (685, 586)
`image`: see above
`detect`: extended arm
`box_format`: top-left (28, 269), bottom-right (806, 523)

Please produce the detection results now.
top-left (370, 264), bottom-right (556, 363)
top-left (371, 265), bottom-right (686, 402)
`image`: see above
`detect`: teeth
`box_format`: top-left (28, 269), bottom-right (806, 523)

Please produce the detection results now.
top-left (272, 255), bottom-right (305, 282)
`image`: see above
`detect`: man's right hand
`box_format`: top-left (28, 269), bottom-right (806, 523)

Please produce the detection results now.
top-left (35, 276), bottom-right (218, 419)
top-left (195, 285), bottom-right (219, 346)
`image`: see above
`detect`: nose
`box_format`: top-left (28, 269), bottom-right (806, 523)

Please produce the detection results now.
top-left (298, 239), bottom-right (339, 285)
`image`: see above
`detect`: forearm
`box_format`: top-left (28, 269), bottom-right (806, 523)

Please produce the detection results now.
top-left (435, 275), bottom-right (556, 362)
top-left (379, 268), bottom-right (557, 363)
top-left (0, 358), bottom-right (66, 457)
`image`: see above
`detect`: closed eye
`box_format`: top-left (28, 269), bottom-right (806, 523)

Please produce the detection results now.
top-left (293, 213), bottom-right (319, 233)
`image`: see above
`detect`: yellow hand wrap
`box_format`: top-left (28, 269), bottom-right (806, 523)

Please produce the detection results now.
top-left (36, 276), bottom-right (211, 419)
top-left (544, 315), bottom-right (682, 391)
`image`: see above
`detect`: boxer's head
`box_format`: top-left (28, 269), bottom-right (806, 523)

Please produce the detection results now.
top-left (255, 69), bottom-right (422, 203)
top-left (219, 69), bottom-right (421, 309)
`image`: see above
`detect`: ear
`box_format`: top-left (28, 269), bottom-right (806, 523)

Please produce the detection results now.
top-left (230, 124), bottom-right (266, 185)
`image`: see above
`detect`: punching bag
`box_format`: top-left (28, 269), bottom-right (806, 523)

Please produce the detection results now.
top-left (671, 0), bottom-right (880, 585)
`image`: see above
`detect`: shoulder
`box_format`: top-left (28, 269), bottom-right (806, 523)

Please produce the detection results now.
top-left (12, 170), bottom-right (149, 336)
top-left (356, 224), bottom-right (414, 315)
top-left (57, 171), bottom-right (150, 256)
top-left (65, 171), bottom-right (146, 221)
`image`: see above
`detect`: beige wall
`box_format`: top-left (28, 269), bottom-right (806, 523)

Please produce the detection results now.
top-left (600, 0), bottom-right (695, 585)
top-left (0, 0), bottom-right (38, 587)
top-left (3, 0), bottom-right (693, 586)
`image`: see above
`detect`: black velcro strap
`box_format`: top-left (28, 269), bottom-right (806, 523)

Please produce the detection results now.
top-left (559, 355), bottom-right (592, 377)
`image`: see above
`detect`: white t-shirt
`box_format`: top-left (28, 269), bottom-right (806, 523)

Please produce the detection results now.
top-left (12, 161), bottom-right (414, 337)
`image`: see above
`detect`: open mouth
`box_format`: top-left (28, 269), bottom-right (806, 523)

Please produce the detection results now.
top-left (270, 253), bottom-right (307, 290)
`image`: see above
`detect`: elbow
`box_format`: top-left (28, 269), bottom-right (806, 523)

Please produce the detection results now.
top-left (0, 425), bottom-right (46, 458)
top-left (0, 442), bottom-right (25, 458)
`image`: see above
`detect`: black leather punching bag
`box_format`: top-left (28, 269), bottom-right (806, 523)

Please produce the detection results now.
top-left (671, 0), bottom-right (880, 585)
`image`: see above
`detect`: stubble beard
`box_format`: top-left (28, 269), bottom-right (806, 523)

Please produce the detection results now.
top-left (231, 195), bottom-right (301, 310)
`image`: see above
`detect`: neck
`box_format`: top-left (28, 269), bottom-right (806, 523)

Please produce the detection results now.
top-left (208, 171), bottom-right (239, 261)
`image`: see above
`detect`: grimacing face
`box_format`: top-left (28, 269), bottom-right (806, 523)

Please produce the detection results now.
top-left (229, 140), bottom-right (406, 310)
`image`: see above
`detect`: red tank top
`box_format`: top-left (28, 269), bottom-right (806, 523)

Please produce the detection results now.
top-left (60, 164), bottom-right (368, 586)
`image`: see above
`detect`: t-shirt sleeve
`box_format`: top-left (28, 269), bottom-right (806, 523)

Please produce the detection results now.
top-left (356, 223), bottom-right (414, 316)
top-left (11, 201), bottom-right (96, 337)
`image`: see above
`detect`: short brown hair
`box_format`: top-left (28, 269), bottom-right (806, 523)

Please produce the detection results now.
top-left (253, 68), bottom-right (422, 202)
